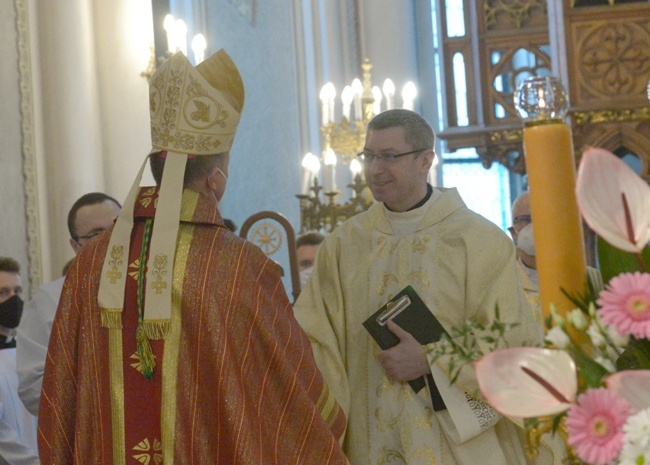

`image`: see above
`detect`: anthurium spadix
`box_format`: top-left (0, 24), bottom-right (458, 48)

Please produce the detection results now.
top-left (474, 348), bottom-right (577, 418)
top-left (606, 370), bottom-right (650, 413)
top-left (576, 147), bottom-right (650, 253)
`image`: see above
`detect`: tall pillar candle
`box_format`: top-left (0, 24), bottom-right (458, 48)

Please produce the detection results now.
top-left (523, 121), bottom-right (587, 324)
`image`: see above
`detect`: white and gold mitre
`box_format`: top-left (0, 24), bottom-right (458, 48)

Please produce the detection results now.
top-left (97, 50), bottom-right (245, 377)
top-left (149, 49), bottom-right (244, 154)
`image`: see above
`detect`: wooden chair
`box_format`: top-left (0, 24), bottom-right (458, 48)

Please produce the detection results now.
top-left (239, 211), bottom-right (300, 303)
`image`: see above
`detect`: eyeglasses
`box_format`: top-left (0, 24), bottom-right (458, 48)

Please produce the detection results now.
top-left (356, 149), bottom-right (425, 164)
top-left (74, 230), bottom-right (105, 243)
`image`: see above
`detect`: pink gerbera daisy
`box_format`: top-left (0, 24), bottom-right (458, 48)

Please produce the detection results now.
top-left (565, 388), bottom-right (630, 465)
top-left (597, 272), bottom-right (650, 339)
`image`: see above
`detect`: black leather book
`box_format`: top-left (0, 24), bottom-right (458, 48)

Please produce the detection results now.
top-left (363, 285), bottom-right (448, 411)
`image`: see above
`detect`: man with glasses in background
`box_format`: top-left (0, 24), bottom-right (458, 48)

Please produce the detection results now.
top-left (17, 192), bottom-right (121, 415)
top-left (294, 109), bottom-right (555, 464)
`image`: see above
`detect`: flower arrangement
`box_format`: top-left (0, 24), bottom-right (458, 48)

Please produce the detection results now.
top-left (472, 148), bottom-right (650, 465)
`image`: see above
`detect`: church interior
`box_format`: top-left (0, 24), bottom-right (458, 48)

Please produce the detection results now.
top-left (2, 0), bottom-right (649, 296)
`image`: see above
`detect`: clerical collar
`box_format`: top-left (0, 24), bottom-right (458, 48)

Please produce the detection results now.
top-left (384, 183), bottom-right (433, 212)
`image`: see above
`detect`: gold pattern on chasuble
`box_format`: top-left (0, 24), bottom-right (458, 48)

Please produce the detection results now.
top-left (107, 245), bottom-right (125, 283)
top-left (151, 255), bottom-right (168, 294)
top-left (128, 259), bottom-right (141, 280)
top-left (130, 352), bottom-right (156, 374)
top-left (375, 234), bottom-right (431, 296)
top-left (138, 188), bottom-right (157, 209)
top-left (132, 438), bottom-right (163, 465)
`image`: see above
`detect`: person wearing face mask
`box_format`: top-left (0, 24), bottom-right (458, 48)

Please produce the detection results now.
top-left (508, 191), bottom-right (602, 324)
top-left (0, 257), bottom-right (39, 464)
top-left (38, 50), bottom-right (347, 465)
top-left (296, 231), bottom-right (325, 290)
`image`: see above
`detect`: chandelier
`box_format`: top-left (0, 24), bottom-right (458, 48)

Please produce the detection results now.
top-left (142, 14), bottom-right (207, 80)
top-left (297, 60), bottom-right (417, 232)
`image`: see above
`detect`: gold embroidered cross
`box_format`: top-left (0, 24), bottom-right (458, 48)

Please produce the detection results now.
top-left (151, 277), bottom-right (167, 294)
top-left (107, 268), bottom-right (122, 284)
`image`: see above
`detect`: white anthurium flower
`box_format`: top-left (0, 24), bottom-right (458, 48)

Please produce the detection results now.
top-left (475, 347), bottom-right (577, 418)
top-left (606, 370), bottom-right (650, 414)
top-left (576, 147), bottom-right (650, 253)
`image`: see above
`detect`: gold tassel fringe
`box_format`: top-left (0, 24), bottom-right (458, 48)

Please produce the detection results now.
top-left (101, 309), bottom-right (123, 329)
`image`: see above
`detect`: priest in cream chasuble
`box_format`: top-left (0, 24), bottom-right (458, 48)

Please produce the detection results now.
top-left (294, 109), bottom-right (560, 465)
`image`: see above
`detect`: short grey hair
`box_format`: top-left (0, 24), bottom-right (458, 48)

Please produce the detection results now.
top-left (367, 109), bottom-right (435, 151)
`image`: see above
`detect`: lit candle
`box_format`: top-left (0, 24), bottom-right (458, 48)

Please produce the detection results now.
top-left (383, 79), bottom-right (395, 111)
top-left (350, 159), bottom-right (362, 196)
top-left (191, 34), bottom-right (206, 64)
top-left (301, 152), bottom-right (320, 195)
top-left (351, 79), bottom-right (363, 121)
top-left (163, 14), bottom-right (176, 54)
top-left (515, 77), bottom-right (587, 340)
top-left (401, 82), bottom-right (417, 111)
top-left (341, 86), bottom-right (353, 121)
top-left (176, 19), bottom-right (188, 56)
top-left (325, 83), bottom-right (336, 125)
top-left (372, 86), bottom-right (382, 116)
top-left (324, 148), bottom-right (337, 191)
top-left (320, 84), bottom-right (331, 125)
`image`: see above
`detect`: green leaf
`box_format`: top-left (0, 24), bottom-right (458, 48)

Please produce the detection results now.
top-left (570, 345), bottom-right (608, 388)
top-left (597, 237), bottom-right (650, 285)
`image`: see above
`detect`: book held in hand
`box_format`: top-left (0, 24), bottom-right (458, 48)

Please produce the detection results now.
top-left (363, 285), bottom-right (448, 411)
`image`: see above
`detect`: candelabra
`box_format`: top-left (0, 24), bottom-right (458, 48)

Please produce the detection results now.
top-left (298, 60), bottom-right (417, 232)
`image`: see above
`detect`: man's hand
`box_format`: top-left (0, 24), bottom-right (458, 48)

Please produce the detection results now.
top-left (378, 320), bottom-right (431, 382)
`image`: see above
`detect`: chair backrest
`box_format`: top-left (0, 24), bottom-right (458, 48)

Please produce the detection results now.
top-left (239, 211), bottom-right (300, 303)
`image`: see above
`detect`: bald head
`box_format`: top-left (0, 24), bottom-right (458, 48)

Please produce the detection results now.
top-left (511, 191), bottom-right (531, 220)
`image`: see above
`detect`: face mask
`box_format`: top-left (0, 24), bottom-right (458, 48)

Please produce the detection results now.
top-left (300, 267), bottom-right (314, 288)
top-left (517, 222), bottom-right (535, 256)
top-left (0, 294), bottom-right (23, 329)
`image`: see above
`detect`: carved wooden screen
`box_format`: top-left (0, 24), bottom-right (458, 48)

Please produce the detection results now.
top-left (438, 0), bottom-right (550, 174)
top-left (437, 0), bottom-right (650, 181)
top-left (564, 0), bottom-right (650, 183)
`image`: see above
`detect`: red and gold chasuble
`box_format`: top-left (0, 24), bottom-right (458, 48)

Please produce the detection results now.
top-left (38, 187), bottom-right (348, 464)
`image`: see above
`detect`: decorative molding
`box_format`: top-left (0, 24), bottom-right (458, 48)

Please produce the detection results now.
top-left (573, 107), bottom-right (650, 125)
top-left (15, 0), bottom-right (42, 289)
top-left (484, 0), bottom-right (547, 30)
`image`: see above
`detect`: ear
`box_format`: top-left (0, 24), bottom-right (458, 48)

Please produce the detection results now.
top-left (419, 149), bottom-right (435, 174)
top-left (207, 167), bottom-right (220, 191)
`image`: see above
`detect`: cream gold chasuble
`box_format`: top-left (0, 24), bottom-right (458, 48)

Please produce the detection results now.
top-left (38, 187), bottom-right (348, 465)
top-left (294, 188), bottom-right (560, 465)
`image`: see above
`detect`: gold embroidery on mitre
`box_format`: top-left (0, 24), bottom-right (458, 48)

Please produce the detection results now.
top-left (106, 245), bottom-right (124, 284)
top-left (132, 437), bottom-right (163, 465)
top-left (151, 254), bottom-right (168, 295)
top-left (148, 52), bottom-right (241, 155)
